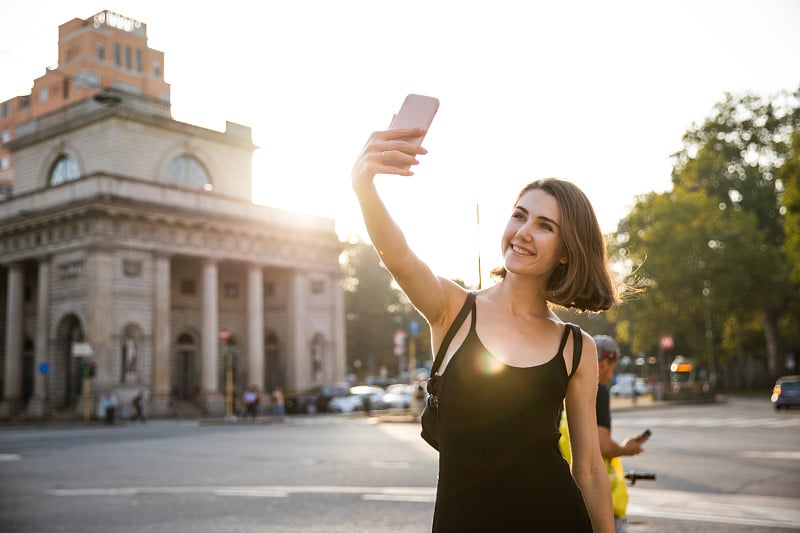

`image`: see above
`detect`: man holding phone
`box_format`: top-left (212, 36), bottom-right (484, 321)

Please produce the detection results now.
top-left (594, 335), bottom-right (648, 533)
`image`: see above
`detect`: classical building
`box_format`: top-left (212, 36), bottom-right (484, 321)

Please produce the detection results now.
top-left (0, 12), bottom-right (345, 420)
top-left (1, 10), bottom-right (170, 198)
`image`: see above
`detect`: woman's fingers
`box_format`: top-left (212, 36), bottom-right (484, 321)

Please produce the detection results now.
top-left (374, 148), bottom-right (419, 167)
top-left (353, 128), bottom-right (429, 183)
top-left (374, 127), bottom-right (427, 143)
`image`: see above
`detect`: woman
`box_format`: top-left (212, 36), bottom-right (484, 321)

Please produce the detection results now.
top-left (352, 126), bottom-right (616, 532)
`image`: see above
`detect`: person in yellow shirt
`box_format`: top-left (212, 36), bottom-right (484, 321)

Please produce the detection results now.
top-left (560, 335), bottom-right (649, 533)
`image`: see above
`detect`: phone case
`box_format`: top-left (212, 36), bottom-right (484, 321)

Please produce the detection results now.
top-left (389, 94), bottom-right (439, 146)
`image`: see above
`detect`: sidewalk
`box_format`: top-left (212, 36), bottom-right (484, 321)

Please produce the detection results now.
top-left (0, 393), bottom-right (720, 428)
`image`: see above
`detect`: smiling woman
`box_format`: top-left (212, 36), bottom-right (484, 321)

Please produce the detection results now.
top-left (352, 106), bottom-right (621, 530)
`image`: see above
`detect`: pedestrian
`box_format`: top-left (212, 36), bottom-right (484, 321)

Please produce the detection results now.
top-left (352, 123), bottom-right (618, 531)
top-left (271, 387), bottom-right (286, 418)
top-left (593, 335), bottom-right (649, 533)
top-left (131, 391), bottom-right (145, 423)
top-left (414, 374), bottom-right (427, 419)
top-left (101, 393), bottom-right (115, 424)
top-left (243, 386), bottom-right (259, 421)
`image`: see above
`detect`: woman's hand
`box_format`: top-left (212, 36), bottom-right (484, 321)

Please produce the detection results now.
top-left (351, 128), bottom-right (428, 190)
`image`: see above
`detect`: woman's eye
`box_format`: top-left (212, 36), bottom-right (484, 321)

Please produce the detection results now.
top-left (540, 222), bottom-right (553, 231)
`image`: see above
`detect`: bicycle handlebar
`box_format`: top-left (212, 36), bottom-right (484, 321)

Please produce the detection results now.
top-left (625, 470), bottom-right (656, 486)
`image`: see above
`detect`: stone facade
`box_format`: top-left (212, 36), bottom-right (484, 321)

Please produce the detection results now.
top-left (0, 90), bottom-right (346, 419)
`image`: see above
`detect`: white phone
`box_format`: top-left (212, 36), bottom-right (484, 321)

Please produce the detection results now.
top-left (389, 94), bottom-right (439, 146)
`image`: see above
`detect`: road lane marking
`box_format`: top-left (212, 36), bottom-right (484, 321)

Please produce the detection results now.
top-left (619, 416), bottom-right (800, 429)
top-left (369, 461), bottom-right (410, 469)
top-left (45, 484), bottom-right (799, 527)
top-left (0, 454), bottom-right (21, 462)
top-left (737, 451), bottom-right (800, 460)
top-left (215, 488), bottom-right (289, 498)
top-left (628, 486), bottom-right (800, 529)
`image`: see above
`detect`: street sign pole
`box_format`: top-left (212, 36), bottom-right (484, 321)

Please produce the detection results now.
top-left (407, 319), bottom-right (420, 383)
top-left (82, 368), bottom-right (91, 422)
top-left (220, 328), bottom-right (233, 421)
top-left (225, 344), bottom-right (233, 420)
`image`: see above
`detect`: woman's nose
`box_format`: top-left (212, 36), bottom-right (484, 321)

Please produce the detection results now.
top-left (516, 223), bottom-right (533, 240)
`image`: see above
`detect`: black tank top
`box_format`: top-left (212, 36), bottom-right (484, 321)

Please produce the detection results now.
top-left (432, 297), bottom-right (592, 532)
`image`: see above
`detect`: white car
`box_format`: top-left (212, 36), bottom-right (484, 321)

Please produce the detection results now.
top-left (382, 384), bottom-right (414, 409)
top-left (328, 386), bottom-right (385, 413)
top-left (610, 379), bottom-right (653, 397)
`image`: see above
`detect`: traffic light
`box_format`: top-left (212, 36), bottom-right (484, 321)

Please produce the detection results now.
top-left (87, 361), bottom-right (97, 378)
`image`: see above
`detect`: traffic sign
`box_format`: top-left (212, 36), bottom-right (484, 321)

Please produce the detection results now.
top-left (393, 330), bottom-right (407, 356)
top-left (660, 335), bottom-right (674, 350)
top-left (38, 361), bottom-right (49, 375)
top-left (71, 342), bottom-right (94, 356)
top-left (408, 319), bottom-right (420, 337)
top-left (220, 327), bottom-right (230, 342)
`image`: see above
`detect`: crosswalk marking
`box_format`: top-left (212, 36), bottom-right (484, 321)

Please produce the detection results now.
top-left (619, 416), bottom-right (800, 429)
top-left (46, 485), bottom-right (799, 528)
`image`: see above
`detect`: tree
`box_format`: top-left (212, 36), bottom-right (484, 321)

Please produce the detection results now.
top-left (778, 128), bottom-right (800, 285)
top-left (341, 239), bottom-right (431, 381)
top-left (669, 88), bottom-right (800, 378)
top-left (609, 188), bottom-right (770, 386)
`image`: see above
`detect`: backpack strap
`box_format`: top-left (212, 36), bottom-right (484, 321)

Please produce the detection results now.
top-left (428, 291), bottom-right (476, 386)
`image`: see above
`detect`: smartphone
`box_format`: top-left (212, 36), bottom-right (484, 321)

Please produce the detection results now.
top-left (637, 429), bottom-right (652, 442)
top-left (389, 94), bottom-right (439, 146)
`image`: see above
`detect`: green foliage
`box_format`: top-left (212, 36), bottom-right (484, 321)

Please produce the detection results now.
top-left (341, 239), bottom-right (431, 380)
top-left (671, 88), bottom-right (800, 246)
top-left (778, 128), bottom-right (800, 285)
top-left (611, 87), bottom-right (800, 382)
top-left (610, 189), bottom-right (767, 362)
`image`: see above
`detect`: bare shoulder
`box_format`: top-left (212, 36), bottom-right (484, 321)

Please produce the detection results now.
top-left (573, 328), bottom-right (599, 378)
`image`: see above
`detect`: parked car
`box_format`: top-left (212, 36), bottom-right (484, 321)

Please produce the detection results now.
top-left (771, 375), bottom-right (800, 410)
top-left (382, 383), bottom-right (414, 409)
top-left (610, 378), bottom-right (653, 398)
top-left (285, 383), bottom-right (350, 414)
top-left (328, 385), bottom-right (386, 413)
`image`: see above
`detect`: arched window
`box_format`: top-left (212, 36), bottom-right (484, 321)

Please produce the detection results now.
top-left (49, 154), bottom-right (80, 186)
top-left (164, 155), bottom-right (213, 191)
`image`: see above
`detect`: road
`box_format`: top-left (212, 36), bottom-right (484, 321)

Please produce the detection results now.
top-left (0, 395), bottom-right (797, 532)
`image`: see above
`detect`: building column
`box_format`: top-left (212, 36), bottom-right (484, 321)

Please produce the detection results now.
top-left (331, 272), bottom-right (346, 384)
top-left (151, 253), bottom-right (172, 415)
top-left (0, 263), bottom-right (24, 419)
top-left (85, 250), bottom-right (114, 418)
top-left (247, 264), bottom-right (264, 394)
top-left (27, 259), bottom-right (51, 418)
top-left (201, 258), bottom-right (223, 415)
top-left (286, 270), bottom-right (307, 394)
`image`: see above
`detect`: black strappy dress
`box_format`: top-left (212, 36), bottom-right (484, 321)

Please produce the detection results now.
top-left (431, 298), bottom-right (591, 532)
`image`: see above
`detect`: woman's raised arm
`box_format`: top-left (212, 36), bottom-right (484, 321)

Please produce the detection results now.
top-left (351, 127), bottom-right (459, 327)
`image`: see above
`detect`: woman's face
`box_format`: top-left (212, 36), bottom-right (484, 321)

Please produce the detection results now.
top-left (501, 188), bottom-right (567, 278)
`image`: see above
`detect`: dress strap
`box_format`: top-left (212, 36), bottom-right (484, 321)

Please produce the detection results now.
top-left (430, 291), bottom-right (476, 376)
top-left (563, 323), bottom-right (582, 377)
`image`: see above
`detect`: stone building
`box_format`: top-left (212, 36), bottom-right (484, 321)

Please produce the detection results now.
top-left (1, 10), bottom-right (170, 198)
top-left (0, 11), bottom-right (345, 420)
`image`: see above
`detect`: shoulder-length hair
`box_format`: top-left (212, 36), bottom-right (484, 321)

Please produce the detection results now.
top-left (490, 178), bottom-right (619, 312)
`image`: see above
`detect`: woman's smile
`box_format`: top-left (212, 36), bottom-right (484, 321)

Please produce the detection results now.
top-left (510, 243), bottom-right (534, 256)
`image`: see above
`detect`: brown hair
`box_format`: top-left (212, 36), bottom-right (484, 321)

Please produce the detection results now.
top-left (490, 178), bottom-right (618, 312)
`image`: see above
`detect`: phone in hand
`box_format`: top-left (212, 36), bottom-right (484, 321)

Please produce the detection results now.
top-left (389, 94), bottom-right (439, 146)
top-left (637, 429), bottom-right (652, 442)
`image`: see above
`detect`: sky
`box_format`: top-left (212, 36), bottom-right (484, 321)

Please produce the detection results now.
top-left (1, 0), bottom-right (798, 287)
